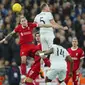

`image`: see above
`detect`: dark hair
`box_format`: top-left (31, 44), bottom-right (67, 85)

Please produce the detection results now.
top-left (40, 3), bottom-right (47, 10)
top-left (35, 32), bottom-right (40, 37)
top-left (53, 37), bottom-right (60, 45)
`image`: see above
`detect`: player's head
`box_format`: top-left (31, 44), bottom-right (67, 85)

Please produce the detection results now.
top-left (72, 37), bottom-right (78, 47)
top-left (40, 3), bottom-right (50, 12)
top-left (53, 37), bottom-right (60, 45)
top-left (19, 15), bottom-right (28, 27)
top-left (35, 32), bottom-right (40, 42)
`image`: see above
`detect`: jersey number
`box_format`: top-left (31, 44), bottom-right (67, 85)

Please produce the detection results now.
top-left (57, 48), bottom-right (64, 57)
top-left (40, 17), bottom-right (45, 24)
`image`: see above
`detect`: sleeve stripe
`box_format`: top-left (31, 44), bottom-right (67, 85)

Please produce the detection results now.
top-left (80, 57), bottom-right (84, 59)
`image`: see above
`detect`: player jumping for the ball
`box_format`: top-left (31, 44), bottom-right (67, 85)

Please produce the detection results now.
top-left (34, 3), bottom-right (68, 53)
top-left (0, 15), bottom-right (55, 79)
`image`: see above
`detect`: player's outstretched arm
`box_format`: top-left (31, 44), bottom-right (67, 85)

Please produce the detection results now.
top-left (50, 19), bottom-right (68, 30)
top-left (36, 48), bottom-right (53, 58)
top-left (66, 55), bottom-right (73, 77)
top-left (42, 48), bottom-right (53, 55)
top-left (38, 24), bottom-right (54, 28)
top-left (0, 30), bottom-right (15, 44)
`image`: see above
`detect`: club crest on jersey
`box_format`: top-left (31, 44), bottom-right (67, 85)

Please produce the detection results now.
top-left (76, 53), bottom-right (78, 56)
top-left (21, 33), bottom-right (23, 36)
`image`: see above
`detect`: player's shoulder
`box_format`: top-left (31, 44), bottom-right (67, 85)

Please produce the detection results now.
top-left (15, 24), bottom-right (21, 29)
top-left (28, 22), bottom-right (36, 26)
top-left (52, 44), bottom-right (66, 50)
top-left (40, 12), bottom-right (51, 15)
top-left (28, 22), bottom-right (33, 25)
top-left (78, 48), bottom-right (84, 52)
top-left (61, 46), bottom-right (67, 51)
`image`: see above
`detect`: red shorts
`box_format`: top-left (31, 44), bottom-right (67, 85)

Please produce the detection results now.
top-left (65, 70), bottom-right (80, 84)
top-left (26, 62), bottom-right (40, 80)
top-left (20, 43), bottom-right (39, 57)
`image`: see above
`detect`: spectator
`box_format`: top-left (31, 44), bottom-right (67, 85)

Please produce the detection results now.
top-left (7, 59), bottom-right (20, 85)
top-left (11, 38), bottom-right (21, 66)
top-left (0, 57), bottom-right (6, 85)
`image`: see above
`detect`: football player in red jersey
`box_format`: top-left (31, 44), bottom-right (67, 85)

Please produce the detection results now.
top-left (21, 32), bottom-right (51, 85)
top-left (34, 32), bottom-right (51, 67)
top-left (65, 37), bottom-right (84, 85)
top-left (0, 15), bottom-right (54, 77)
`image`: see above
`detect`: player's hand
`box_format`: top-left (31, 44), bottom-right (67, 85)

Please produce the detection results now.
top-left (76, 69), bottom-right (80, 75)
top-left (52, 24), bottom-right (58, 28)
top-left (69, 72), bottom-right (73, 77)
top-left (35, 50), bottom-right (42, 55)
top-left (63, 26), bottom-right (68, 30)
top-left (0, 38), bottom-right (5, 44)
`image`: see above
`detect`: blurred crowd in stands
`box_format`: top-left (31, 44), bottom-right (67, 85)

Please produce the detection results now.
top-left (0, 0), bottom-right (85, 85)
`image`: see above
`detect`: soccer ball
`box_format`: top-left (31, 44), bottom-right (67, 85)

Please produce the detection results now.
top-left (12, 3), bottom-right (22, 12)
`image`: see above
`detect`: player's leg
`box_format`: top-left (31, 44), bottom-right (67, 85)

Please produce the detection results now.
top-left (72, 71), bottom-right (80, 85)
top-left (20, 56), bottom-right (27, 75)
top-left (45, 69), bottom-right (57, 85)
top-left (45, 33), bottom-right (55, 49)
top-left (40, 34), bottom-right (49, 51)
top-left (20, 44), bottom-right (29, 75)
top-left (58, 70), bottom-right (66, 85)
top-left (25, 63), bottom-right (40, 85)
top-left (45, 34), bottom-right (55, 59)
top-left (65, 71), bottom-right (71, 84)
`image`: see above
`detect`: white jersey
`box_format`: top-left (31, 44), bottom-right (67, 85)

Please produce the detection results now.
top-left (50, 45), bottom-right (69, 70)
top-left (34, 12), bottom-right (54, 34)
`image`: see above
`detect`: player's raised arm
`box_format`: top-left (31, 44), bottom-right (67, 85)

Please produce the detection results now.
top-left (50, 19), bottom-right (68, 30)
top-left (38, 23), bottom-right (55, 28)
top-left (0, 30), bottom-right (15, 44)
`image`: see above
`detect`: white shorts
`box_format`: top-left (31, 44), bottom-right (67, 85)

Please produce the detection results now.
top-left (46, 69), bottom-right (66, 81)
top-left (40, 33), bottom-right (55, 51)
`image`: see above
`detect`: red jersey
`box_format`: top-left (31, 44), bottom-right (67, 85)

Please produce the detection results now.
top-left (14, 22), bottom-right (38, 45)
top-left (32, 43), bottom-right (50, 67)
top-left (67, 48), bottom-right (84, 71)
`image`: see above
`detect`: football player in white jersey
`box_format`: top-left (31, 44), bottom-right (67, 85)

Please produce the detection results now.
top-left (36, 37), bottom-right (73, 85)
top-left (34, 3), bottom-right (68, 52)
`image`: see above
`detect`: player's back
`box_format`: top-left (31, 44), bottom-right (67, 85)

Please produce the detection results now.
top-left (50, 45), bottom-right (69, 70)
top-left (34, 12), bottom-right (54, 34)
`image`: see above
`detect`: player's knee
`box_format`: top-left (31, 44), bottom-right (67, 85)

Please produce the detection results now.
top-left (21, 56), bottom-right (26, 63)
top-left (45, 76), bottom-right (52, 82)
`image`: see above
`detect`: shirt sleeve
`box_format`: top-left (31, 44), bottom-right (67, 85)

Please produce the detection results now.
top-left (32, 23), bottom-right (38, 28)
top-left (47, 12), bottom-right (53, 20)
top-left (14, 25), bottom-right (20, 33)
top-left (80, 50), bottom-right (85, 59)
